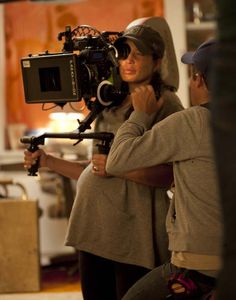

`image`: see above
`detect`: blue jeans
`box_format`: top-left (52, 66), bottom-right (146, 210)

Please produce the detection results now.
top-left (122, 263), bottom-right (216, 300)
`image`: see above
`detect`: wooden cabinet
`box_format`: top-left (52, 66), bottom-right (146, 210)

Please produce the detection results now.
top-left (185, 0), bottom-right (217, 50)
top-left (164, 0), bottom-right (217, 106)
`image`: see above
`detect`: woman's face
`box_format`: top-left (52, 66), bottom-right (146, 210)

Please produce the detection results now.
top-left (118, 40), bottom-right (159, 90)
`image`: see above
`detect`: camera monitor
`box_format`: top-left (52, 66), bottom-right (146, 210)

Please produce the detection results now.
top-left (21, 53), bottom-right (80, 104)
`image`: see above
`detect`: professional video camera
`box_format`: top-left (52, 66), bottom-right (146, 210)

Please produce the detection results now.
top-left (21, 24), bottom-right (129, 132)
top-left (20, 24), bottom-right (129, 176)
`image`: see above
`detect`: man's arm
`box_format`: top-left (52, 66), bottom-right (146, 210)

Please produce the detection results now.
top-left (106, 111), bottom-right (164, 175)
top-left (92, 153), bottom-right (173, 188)
top-left (124, 164), bottom-right (173, 188)
top-left (106, 85), bottom-right (166, 175)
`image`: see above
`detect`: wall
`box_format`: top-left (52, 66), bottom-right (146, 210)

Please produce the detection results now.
top-left (0, 5), bottom-right (5, 151)
top-left (164, 0), bottom-right (189, 108)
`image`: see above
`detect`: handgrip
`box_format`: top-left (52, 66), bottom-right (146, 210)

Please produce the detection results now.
top-left (27, 144), bottom-right (40, 176)
top-left (96, 143), bottom-right (110, 155)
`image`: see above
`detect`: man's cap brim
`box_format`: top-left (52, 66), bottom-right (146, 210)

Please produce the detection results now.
top-left (181, 52), bottom-right (195, 65)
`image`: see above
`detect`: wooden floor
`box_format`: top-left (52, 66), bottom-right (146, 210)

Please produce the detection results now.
top-left (0, 267), bottom-right (83, 300)
top-left (40, 259), bottom-right (81, 293)
top-left (0, 256), bottom-right (82, 299)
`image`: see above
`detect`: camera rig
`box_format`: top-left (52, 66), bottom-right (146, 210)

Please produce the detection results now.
top-left (21, 131), bottom-right (114, 176)
top-left (20, 24), bottom-right (128, 176)
top-left (21, 24), bottom-right (128, 132)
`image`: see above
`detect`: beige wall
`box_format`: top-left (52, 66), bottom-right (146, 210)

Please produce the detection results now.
top-left (0, 5), bottom-right (5, 151)
top-left (164, 0), bottom-right (189, 108)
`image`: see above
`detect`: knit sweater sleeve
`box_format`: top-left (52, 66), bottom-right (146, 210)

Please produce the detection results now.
top-left (106, 107), bottom-right (206, 175)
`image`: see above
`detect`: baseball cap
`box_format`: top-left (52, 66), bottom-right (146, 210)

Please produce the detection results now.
top-left (181, 39), bottom-right (217, 86)
top-left (115, 25), bottom-right (165, 59)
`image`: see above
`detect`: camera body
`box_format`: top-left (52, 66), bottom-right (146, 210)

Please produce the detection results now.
top-left (21, 52), bottom-right (80, 104)
top-left (21, 26), bottom-right (127, 109)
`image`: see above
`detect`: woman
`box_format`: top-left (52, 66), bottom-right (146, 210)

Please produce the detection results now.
top-left (24, 17), bottom-right (183, 300)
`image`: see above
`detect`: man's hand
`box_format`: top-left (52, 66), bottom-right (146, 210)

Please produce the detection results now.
top-left (131, 85), bottom-right (164, 115)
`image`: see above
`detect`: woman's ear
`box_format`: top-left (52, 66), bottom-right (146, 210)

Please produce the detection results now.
top-left (154, 58), bottom-right (162, 72)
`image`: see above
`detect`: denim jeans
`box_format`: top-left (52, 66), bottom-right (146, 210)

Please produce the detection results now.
top-left (122, 263), bottom-right (215, 300)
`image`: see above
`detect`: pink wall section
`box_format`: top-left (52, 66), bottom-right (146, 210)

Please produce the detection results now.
top-left (4, 0), bottom-right (163, 130)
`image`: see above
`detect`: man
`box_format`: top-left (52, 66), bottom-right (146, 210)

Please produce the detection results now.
top-left (106, 39), bottom-right (222, 300)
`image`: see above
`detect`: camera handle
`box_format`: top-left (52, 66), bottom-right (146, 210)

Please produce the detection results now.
top-left (26, 142), bottom-right (41, 177)
top-left (20, 131), bottom-right (114, 176)
top-left (77, 101), bottom-right (104, 133)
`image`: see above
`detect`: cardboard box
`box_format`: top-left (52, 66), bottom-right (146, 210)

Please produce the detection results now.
top-left (0, 199), bottom-right (40, 293)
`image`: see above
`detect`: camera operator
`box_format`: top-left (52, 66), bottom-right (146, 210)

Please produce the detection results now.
top-left (106, 39), bottom-right (223, 300)
top-left (24, 17), bottom-right (183, 300)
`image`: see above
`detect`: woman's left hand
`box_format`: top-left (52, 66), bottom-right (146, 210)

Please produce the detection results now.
top-left (92, 154), bottom-right (110, 177)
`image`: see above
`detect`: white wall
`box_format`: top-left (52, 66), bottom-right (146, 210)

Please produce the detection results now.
top-left (0, 5), bottom-right (5, 150)
top-left (164, 0), bottom-right (189, 107)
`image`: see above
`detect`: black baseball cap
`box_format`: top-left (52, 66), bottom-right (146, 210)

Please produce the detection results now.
top-left (181, 39), bottom-right (217, 87)
top-left (115, 25), bottom-right (165, 59)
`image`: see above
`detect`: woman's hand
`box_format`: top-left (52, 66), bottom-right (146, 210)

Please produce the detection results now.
top-left (92, 154), bottom-right (110, 177)
top-left (24, 148), bottom-right (48, 170)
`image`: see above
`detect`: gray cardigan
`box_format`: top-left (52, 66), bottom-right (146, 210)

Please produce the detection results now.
top-left (106, 106), bottom-right (223, 256)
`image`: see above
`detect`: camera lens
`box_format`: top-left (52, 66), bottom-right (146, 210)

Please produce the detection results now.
top-left (116, 43), bottom-right (131, 60)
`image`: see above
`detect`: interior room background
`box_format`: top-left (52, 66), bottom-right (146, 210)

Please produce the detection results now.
top-left (0, 0), bottom-right (165, 150)
top-left (0, 0), bottom-right (216, 289)
top-left (0, 0), bottom-right (168, 278)
top-left (0, 0), bottom-right (193, 151)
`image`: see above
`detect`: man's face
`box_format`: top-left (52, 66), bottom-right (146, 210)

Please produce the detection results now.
top-left (189, 65), bottom-right (201, 106)
top-left (188, 65), bottom-right (209, 106)
top-left (118, 40), bottom-right (159, 89)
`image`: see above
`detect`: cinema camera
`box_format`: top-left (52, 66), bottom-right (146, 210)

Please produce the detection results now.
top-left (20, 25), bottom-right (128, 176)
top-left (21, 24), bottom-right (129, 132)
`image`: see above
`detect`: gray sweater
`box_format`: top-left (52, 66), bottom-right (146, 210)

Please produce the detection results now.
top-left (65, 91), bottom-right (183, 269)
top-left (106, 106), bottom-right (223, 256)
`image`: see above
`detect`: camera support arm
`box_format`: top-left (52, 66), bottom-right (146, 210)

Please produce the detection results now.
top-left (77, 100), bottom-right (104, 133)
top-left (21, 131), bottom-right (114, 176)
